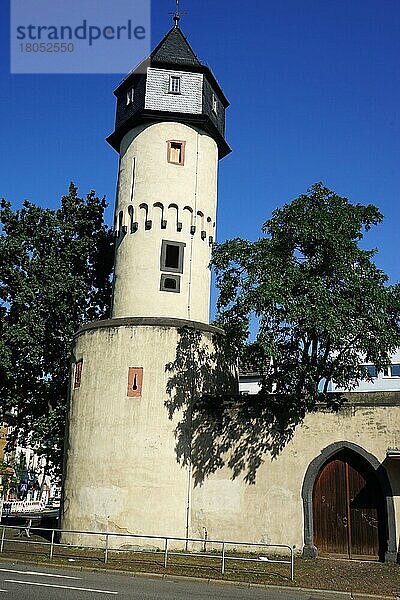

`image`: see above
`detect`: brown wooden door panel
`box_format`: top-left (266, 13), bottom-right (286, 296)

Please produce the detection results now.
top-left (347, 462), bottom-right (379, 557)
top-left (313, 452), bottom-right (383, 559)
top-left (313, 459), bottom-right (348, 554)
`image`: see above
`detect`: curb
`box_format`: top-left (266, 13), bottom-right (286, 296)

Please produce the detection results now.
top-left (157, 575), bottom-right (396, 600)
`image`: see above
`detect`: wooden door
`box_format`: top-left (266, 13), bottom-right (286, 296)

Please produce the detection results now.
top-left (313, 458), bottom-right (349, 555)
top-left (347, 462), bottom-right (380, 557)
top-left (313, 452), bottom-right (382, 559)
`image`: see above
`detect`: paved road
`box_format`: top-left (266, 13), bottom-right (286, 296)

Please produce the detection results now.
top-left (0, 562), bottom-right (347, 599)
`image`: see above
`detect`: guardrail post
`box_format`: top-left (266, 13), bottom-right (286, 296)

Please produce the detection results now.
top-left (291, 546), bottom-right (294, 581)
top-left (49, 529), bottom-right (55, 559)
top-left (104, 533), bottom-right (109, 564)
top-left (164, 538), bottom-right (168, 569)
top-left (221, 542), bottom-right (225, 575)
top-left (0, 526), bottom-right (5, 553)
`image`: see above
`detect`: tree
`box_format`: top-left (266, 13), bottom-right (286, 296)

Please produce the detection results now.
top-left (200, 183), bottom-right (400, 480)
top-left (0, 183), bottom-right (114, 476)
top-left (0, 460), bottom-right (18, 500)
top-left (213, 183), bottom-right (400, 397)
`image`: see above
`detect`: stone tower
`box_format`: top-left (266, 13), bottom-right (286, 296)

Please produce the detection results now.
top-left (108, 25), bottom-right (230, 323)
top-left (61, 23), bottom-right (232, 544)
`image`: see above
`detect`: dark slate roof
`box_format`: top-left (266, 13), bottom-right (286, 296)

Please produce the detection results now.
top-left (151, 26), bottom-right (201, 67)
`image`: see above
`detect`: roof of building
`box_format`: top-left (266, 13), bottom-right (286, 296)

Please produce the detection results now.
top-left (114, 26), bottom-right (229, 108)
top-left (151, 26), bottom-right (202, 67)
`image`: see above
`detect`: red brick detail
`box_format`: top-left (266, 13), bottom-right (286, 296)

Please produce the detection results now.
top-left (127, 367), bottom-right (143, 398)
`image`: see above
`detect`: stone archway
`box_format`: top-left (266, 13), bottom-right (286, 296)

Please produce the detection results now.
top-left (301, 441), bottom-right (397, 562)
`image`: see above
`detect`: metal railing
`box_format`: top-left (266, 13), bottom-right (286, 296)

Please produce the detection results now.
top-left (0, 524), bottom-right (295, 581)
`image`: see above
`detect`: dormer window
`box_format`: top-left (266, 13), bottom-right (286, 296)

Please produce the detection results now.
top-left (169, 75), bottom-right (181, 94)
top-left (126, 86), bottom-right (135, 105)
top-left (212, 93), bottom-right (218, 114)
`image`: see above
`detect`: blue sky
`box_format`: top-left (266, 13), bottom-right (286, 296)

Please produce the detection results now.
top-left (1, 0), bottom-right (399, 314)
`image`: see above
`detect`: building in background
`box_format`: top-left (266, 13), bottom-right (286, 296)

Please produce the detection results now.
top-left (332, 350), bottom-right (400, 393)
top-left (0, 423), bottom-right (60, 504)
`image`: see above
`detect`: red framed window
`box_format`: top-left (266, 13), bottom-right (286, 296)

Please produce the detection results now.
top-left (167, 140), bottom-right (186, 166)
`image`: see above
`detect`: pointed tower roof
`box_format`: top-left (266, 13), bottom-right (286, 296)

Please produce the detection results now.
top-left (151, 26), bottom-right (201, 68)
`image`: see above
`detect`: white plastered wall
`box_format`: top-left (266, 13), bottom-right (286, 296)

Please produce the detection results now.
top-left (112, 122), bottom-right (218, 323)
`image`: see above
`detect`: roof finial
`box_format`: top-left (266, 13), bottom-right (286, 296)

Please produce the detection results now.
top-left (171, 0), bottom-right (187, 28)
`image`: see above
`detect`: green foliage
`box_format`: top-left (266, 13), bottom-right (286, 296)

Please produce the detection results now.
top-left (164, 184), bottom-right (400, 484)
top-left (0, 460), bottom-right (17, 496)
top-left (212, 183), bottom-right (400, 405)
top-left (0, 183), bottom-right (114, 474)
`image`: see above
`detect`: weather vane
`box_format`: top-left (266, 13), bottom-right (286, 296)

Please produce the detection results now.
top-left (170, 0), bottom-right (187, 27)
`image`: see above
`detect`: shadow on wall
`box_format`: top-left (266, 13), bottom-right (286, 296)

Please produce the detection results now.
top-left (383, 458), bottom-right (400, 498)
top-left (165, 327), bottom-right (346, 485)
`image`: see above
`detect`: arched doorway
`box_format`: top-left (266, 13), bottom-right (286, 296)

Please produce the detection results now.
top-left (302, 442), bottom-right (397, 562)
top-left (313, 450), bottom-right (385, 559)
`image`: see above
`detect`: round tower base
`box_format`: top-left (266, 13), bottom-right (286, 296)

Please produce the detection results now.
top-left (61, 317), bottom-right (233, 549)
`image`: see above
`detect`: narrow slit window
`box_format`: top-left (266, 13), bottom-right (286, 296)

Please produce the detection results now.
top-left (160, 240), bottom-right (185, 273)
top-left (128, 205), bottom-right (134, 233)
top-left (167, 141), bottom-right (185, 165)
top-left (169, 75), bottom-right (181, 94)
top-left (126, 86), bottom-right (135, 105)
top-left (74, 360), bottom-right (83, 389)
top-left (212, 93), bottom-right (218, 113)
top-left (130, 157), bottom-right (136, 203)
